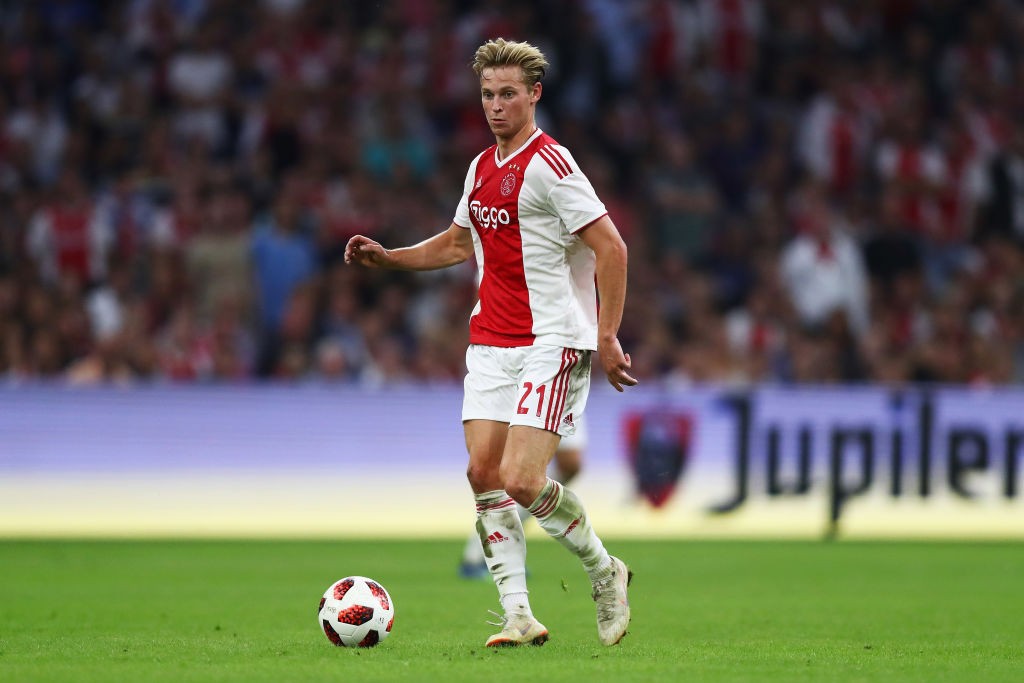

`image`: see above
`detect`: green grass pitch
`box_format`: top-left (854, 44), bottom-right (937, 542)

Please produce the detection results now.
top-left (1, 538), bottom-right (1021, 682)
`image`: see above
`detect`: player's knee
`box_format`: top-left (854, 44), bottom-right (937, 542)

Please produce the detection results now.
top-left (499, 467), bottom-right (544, 507)
top-left (466, 461), bottom-right (500, 492)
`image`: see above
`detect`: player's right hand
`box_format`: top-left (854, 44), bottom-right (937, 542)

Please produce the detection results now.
top-left (344, 235), bottom-right (389, 268)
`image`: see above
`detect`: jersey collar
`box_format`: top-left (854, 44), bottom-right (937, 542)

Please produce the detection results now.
top-left (494, 128), bottom-right (544, 168)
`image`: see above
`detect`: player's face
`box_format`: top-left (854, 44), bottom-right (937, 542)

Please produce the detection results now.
top-left (480, 66), bottom-right (540, 140)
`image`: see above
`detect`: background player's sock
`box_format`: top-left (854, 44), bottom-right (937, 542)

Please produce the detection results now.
top-left (461, 532), bottom-right (485, 565)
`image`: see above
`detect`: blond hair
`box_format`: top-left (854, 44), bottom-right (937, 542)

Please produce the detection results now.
top-left (471, 38), bottom-right (549, 87)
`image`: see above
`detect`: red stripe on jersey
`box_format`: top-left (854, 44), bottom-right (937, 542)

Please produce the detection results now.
top-left (537, 147), bottom-right (565, 177)
top-left (543, 146), bottom-right (573, 175)
top-left (538, 146), bottom-right (570, 178)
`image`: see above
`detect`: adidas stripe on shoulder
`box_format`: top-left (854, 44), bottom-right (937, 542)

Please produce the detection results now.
top-left (537, 144), bottom-right (573, 179)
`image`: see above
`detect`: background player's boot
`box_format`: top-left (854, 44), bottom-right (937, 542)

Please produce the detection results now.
top-left (591, 556), bottom-right (632, 645)
top-left (458, 559), bottom-right (490, 580)
top-left (484, 612), bottom-right (549, 647)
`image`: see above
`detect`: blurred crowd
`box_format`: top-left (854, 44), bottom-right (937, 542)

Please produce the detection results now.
top-left (2, 0), bottom-right (1024, 387)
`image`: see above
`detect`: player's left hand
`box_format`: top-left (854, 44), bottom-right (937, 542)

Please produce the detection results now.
top-left (598, 337), bottom-right (638, 392)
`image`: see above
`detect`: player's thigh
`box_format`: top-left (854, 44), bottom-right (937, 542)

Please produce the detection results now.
top-left (462, 345), bottom-right (519, 490)
top-left (501, 424), bottom-right (561, 499)
top-left (463, 419), bottom-right (508, 471)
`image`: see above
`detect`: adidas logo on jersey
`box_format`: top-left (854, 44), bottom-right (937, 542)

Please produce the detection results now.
top-left (562, 413), bottom-right (574, 427)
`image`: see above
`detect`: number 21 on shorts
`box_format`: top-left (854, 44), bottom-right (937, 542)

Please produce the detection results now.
top-left (517, 382), bottom-right (546, 416)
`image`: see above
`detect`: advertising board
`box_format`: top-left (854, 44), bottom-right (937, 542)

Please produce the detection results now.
top-left (1, 384), bottom-right (1020, 538)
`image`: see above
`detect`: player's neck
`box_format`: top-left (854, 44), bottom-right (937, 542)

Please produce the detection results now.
top-left (495, 124), bottom-right (539, 161)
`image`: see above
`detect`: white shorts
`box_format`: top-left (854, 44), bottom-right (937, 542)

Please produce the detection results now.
top-left (559, 413), bottom-right (587, 450)
top-left (462, 344), bottom-right (592, 437)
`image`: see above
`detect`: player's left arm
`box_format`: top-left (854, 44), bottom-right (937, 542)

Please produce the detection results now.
top-left (578, 216), bottom-right (638, 392)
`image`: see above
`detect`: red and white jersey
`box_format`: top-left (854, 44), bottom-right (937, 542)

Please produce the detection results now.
top-left (454, 129), bottom-right (607, 349)
top-left (26, 203), bottom-right (113, 285)
top-left (875, 140), bottom-right (948, 235)
top-left (797, 96), bottom-right (872, 194)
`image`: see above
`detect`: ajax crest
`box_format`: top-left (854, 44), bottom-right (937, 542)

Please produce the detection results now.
top-left (500, 173), bottom-right (517, 196)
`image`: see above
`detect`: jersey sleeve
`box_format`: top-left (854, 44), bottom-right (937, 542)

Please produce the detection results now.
top-left (453, 152), bottom-right (485, 229)
top-left (543, 146), bottom-right (607, 233)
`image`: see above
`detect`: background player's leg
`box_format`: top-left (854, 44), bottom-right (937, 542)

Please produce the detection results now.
top-left (551, 421), bottom-right (585, 484)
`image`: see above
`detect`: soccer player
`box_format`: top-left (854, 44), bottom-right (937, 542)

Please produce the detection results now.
top-left (344, 38), bottom-right (637, 647)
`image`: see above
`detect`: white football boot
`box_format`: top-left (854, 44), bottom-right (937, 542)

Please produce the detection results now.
top-left (484, 611), bottom-right (550, 647)
top-left (591, 556), bottom-right (632, 646)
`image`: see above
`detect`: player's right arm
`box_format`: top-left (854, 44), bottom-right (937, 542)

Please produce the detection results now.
top-left (344, 223), bottom-right (473, 271)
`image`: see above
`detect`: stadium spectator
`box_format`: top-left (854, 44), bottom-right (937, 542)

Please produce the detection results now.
top-left (796, 61), bottom-right (874, 198)
top-left (0, 0), bottom-right (1020, 387)
top-left (975, 120), bottom-right (1024, 245)
top-left (779, 183), bottom-right (870, 338)
top-left (645, 129), bottom-right (720, 262)
top-left (26, 169), bottom-right (113, 288)
top-left (184, 181), bottom-right (254, 325)
top-left (250, 173), bottom-right (318, 375)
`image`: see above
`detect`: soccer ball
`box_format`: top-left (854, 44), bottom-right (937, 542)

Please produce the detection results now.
top-left (318, 576), bottom-right (395, 647)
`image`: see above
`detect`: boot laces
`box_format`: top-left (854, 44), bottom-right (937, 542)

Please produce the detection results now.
top-left (592, 570), bottom-right (619, 621)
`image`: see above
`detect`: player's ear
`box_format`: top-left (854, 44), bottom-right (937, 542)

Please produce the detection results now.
top-left (531, 82), bottom-right (542, 103)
